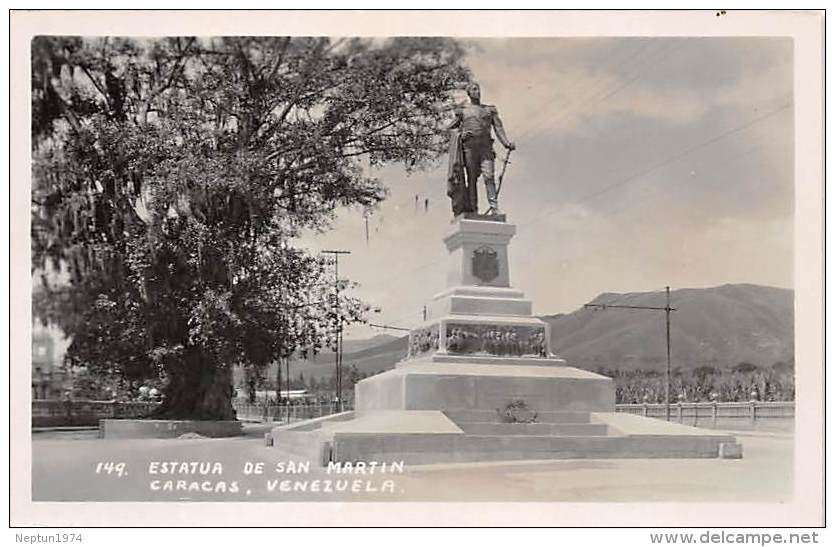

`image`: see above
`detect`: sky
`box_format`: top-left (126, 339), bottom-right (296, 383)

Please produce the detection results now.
top-left (299, 37), bottom-right (795, 339)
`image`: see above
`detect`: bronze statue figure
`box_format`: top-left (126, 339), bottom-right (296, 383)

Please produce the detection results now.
top-left (446, 82), bottom-right (516, 217)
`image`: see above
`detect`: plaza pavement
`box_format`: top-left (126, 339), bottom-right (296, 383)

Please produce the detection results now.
top-left (30, 424), bottom-right (793, 503)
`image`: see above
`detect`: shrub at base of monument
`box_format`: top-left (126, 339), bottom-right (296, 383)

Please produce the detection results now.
top-left (498, 400), bottom-right (538, 423)
top-left (99, 419), bottom-right (243, 439)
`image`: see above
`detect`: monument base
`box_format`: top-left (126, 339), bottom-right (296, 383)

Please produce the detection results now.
top-left (272, 358), bottom-right (741, 464)
top-left (272, 408), bottom-right (740, 465)
top-left (356, 357), bottom-right (612, 413)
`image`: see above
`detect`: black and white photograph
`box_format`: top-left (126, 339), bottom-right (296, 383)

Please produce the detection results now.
top-left (10, 9), bottom-right (824, 529)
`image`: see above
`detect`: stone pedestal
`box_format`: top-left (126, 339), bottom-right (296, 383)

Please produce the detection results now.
top-left (272, 215), bottom-right (741, 465)
top-left (444, 218), bottom-right (515, 288)
top-left (408, 218), bottom-right (553, 362)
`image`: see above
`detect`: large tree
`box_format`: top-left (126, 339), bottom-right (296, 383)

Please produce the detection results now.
top-left (31, 36), bottom-right (469, 419)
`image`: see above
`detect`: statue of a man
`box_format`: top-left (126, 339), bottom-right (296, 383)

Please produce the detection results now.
top-left (446, 82), bottom-right (516, 216)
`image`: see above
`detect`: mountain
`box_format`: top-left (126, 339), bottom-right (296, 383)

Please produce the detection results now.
top-left (340, 334), bottom-right (399, 355)
top-left (543, 284), bottom-right (794, 373)
top-left (286, 333), bottom-right (407, 381)
top-left (288, 284), bottom-right (793, 381)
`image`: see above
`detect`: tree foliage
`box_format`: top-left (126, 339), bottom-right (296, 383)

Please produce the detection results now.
top-left (31, 36), bottom-right (470, 419)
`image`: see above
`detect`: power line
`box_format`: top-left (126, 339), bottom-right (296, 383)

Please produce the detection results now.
top-left (511, 39), bottom-right (654, 141)
top-left (513, 100), bottom-right (792, 233)
top-left (520, 39), bottom-right (675, 140)
top-left (593, 131), bottom-right (779, 222)
top-left (368, 322), bottom-right (411, 332)
top-left (374, 304), bottom-right (430, 331)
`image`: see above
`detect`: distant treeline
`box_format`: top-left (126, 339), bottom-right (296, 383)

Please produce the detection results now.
top-left (601, 361), bottom-right (795, 404)
top-left (263, 361), bottom-right (795, 404)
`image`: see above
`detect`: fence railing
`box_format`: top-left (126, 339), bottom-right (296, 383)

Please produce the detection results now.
top-left (232, 400), bottom-right (353, 424)
top-left (615, 401), bottom-right (794, 430)
top-left (31, 399), bottom-right (160, 427)
top-left (31, 398), bottom-right (349, 428)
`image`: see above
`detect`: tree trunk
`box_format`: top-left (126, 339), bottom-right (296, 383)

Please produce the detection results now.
top-left (152, 347), bottom-right (236, 420)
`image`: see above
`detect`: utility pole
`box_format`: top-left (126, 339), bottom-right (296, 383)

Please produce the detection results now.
top-left (323, 249), bottom-right (351, 412)
top-left (285, 356), bottom-right (291, 422)
top-left (665, 286), bottom-right (672, 421)
top-left (584, 286), bottom-right (677, 421)
top-left (276, 357), bottom-right (282, 411)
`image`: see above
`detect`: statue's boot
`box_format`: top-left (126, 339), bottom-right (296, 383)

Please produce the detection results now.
top-left (485, 179), bottom-right (501, 215)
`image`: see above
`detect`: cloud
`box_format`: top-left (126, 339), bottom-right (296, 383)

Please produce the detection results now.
top-left (465, 37), bottom-right (792, 139)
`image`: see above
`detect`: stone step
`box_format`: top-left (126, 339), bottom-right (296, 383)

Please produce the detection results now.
top-left (272, 430), bottom-right (331, 465)
top-left (444, 409), bottom-right (592, 424)
top-left (329, 432), bottom-right (735, 465)
top-left (428, 354), bottom-right (567, 367)
top-left (458, 422), bottom-right (609, 436)
top-left (429, 294), bottom-right (534, 318)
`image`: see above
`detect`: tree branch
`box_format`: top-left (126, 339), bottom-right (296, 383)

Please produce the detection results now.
top-left (78, 63), bottom-right (111, 108)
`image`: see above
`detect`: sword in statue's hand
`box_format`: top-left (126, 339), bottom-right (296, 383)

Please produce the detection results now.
top-left (496, 149), bottom-right (513, 197)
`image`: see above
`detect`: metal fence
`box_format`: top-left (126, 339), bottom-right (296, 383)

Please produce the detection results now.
top-left (615, 401), bottom-right (794, 430)
top-left (31, 399), bottom-right (160, 427)
top-left (31, 398), bottom-right (349, 428)
top-left (232, 400), bottom-right (353, 424)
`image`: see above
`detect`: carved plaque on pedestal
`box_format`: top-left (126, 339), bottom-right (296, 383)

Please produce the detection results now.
top-left (408, 324), bottom-right (440, 358)
top-left (445, 323), bottom-right (548, 357)
top-left (472, 246), bottom-right (499, 283)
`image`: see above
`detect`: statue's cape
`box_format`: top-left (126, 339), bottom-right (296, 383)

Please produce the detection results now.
top-left (447, 129), bottom-right (465, 197)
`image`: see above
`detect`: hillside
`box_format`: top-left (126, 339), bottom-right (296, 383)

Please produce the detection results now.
top-left (543, 284), bottom-right (793, 372)
top-left (287, 284), bottom-right (793, 381)
top-left (285, 333), bottom-right (408, 382)
top-left (340, 334), bottom-right (398, 355)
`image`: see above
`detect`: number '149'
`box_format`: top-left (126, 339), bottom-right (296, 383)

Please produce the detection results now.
top-left (95, 461), bottom-right (127, 476)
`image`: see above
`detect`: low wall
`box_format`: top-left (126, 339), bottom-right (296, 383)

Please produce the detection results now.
top-left (100, 419), bottom-right (242, 439)
top-left (32, 399), bottom-right (159, 428)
